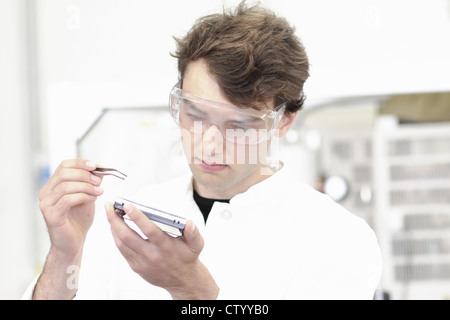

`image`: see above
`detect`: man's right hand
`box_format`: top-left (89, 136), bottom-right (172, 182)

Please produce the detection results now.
top-left (38, 159), bottom-right (104, 257)
top-left (33, 159), bottom-right (104, 299)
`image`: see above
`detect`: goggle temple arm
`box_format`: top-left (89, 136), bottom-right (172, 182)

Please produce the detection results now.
top-left (268, 104), bottom-right (287, 140)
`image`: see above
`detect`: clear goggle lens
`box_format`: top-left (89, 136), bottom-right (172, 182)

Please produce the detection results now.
top-left (169, 85), bottom-right (285, 145)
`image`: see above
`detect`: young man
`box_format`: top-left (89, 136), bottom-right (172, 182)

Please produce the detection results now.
top-left (25, 2), bottom-right (382, 300)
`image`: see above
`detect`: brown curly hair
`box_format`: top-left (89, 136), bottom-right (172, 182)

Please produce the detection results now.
top-left (171, 1), bottom-right (310, 114)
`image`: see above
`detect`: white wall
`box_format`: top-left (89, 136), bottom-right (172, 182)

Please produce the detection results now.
top-left (0, 0), bottom-right (36, 299)
top-left (273, 0), bottom-right (450, 99)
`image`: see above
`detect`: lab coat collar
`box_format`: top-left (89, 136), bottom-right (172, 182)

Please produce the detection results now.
top-left (184, 160), bottom-right (288, 206)
top-left (230, 161), bottom-right (287, 206)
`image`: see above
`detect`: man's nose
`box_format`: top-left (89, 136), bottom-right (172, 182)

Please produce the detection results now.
top-left (202, 124), bottom-right (224, 150)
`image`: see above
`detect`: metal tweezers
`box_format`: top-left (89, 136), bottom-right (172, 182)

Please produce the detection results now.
top-left (91, 168), bottom-right (127, 180)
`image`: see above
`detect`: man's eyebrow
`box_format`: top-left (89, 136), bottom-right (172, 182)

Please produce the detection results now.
top-left (227, 117), bottom-right (260, 125)
top-left (184, 99), bottom-right (207, 115)
top-left (184, 97), bottom-right (262, 124)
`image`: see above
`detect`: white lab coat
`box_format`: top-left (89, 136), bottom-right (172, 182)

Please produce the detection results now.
top-left (23, 165), bottom-right (382, 299)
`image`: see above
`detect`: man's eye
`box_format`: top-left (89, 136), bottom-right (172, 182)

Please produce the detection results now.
top-left (228, 124), bottom-right (247, 131)
top-left (187, 113), bottom-right (204, 120)
top-left (228, 122), bottom-right (260, 131)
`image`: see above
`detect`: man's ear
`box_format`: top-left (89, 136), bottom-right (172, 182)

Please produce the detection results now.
top-left (276, 111), bottom-right (298, 138)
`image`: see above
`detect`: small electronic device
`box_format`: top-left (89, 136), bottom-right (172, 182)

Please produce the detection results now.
top-left (114, 198), bottom-right (186, 237)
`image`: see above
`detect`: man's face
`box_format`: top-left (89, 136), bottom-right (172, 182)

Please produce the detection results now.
top-left (180, 60), bottom-right (274, 198)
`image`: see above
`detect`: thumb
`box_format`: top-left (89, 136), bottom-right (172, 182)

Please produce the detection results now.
top-left (183, 220), bottom-right (204, 254)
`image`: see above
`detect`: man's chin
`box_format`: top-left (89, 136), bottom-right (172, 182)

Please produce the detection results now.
top-left (190, 163), bottom-right (232, 187)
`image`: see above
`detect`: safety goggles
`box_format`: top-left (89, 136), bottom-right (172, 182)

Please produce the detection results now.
top-left (169, 83), bottom-right (286, 145)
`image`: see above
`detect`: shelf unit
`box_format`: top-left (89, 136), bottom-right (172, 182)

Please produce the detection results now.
top-left (373, 117), bottom-right (450, 299)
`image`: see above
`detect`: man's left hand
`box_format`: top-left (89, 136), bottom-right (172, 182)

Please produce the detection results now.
top-left (105, 202), bottom-right (219, 300)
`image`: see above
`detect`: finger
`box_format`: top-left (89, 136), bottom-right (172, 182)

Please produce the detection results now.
top-left (48, 159), bottom-right (98, 185)
top-left (105, 202), bottom-right (144, 244)
top-left (52, 192), bottom-right (98, 213)
top-left (53, 167), bottom-right (103, 185)
top-left (123, 203), bottom-right (168, 246)
top-left (44, 181), bottom-right (104, 207)
top-left (105, 202), bottom-right (143, 257)
top-left (105, 201), bottom-right (125, 226)
top-left (58, 158), bottom-right (100, 171)
top-left (183, 220), bottom-right (204, 254)
top-left (42, 162), bottom-right (103, 198)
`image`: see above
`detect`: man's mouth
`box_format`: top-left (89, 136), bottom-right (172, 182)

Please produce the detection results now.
top-left (198, 159), bottom-right (228, 172)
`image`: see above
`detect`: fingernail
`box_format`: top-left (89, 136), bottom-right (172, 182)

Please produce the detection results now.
top-left (104, 202), bottom-right (111, 211)
top-left (86, 161), bottom-right (97, 169)
top-left (91, 174), bottom-right (101, 183)
top-left (94, 187), bottom-right (103, 195)
top-left (124, 203), bottom-right (132, 213)
top-left (187, 221), bottom-right (196, 236)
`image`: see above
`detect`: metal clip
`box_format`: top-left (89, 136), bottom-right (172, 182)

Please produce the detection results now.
top-left (91, 167), bottom-right (127, 180)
